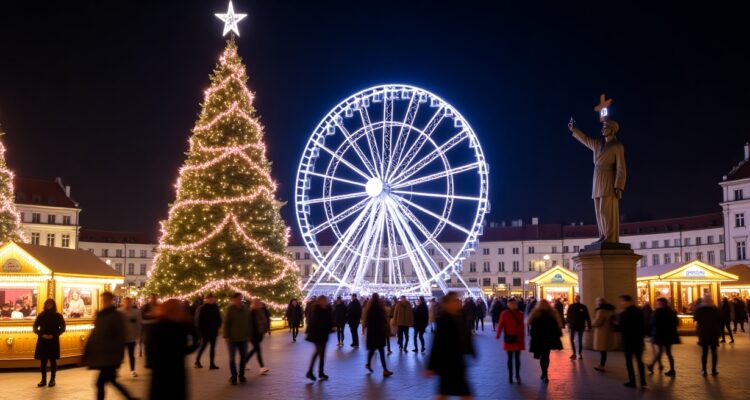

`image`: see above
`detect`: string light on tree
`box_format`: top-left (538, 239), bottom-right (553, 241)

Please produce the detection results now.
top-left (0, 124), bottom-right (26, 244)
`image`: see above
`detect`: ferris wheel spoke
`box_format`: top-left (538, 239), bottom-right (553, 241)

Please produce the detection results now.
top-left (307, 171), bottom-right (366, 187)
top-left (391, 199), bottom-right (453, 263)
top-left (319, 199), bottom-right (375, 277)
top-left (358, 106), bottom-right (382, 178)
top-left (338, 204), bottom-right (378, 289)
top-left (317, 143), bottom-right (372, 180)
top-left (391, 190), bottom-right (482, 202)
top-left (333, 120), bottom-right (379, 178)
top-left (309, 197), bottom-right (369, 236)
top-left (352, 203), bottom-right (386, 288)
top-left (387, 106), bottom-right (445, 182)
top-left (391, 162), bottom-right (480, 189)
top-left (386, 94), bottom-right (420, 179)
top-left (385, 199), bottom-right (434, 290)
top-left (384, 209), bottom-right (400, 285)
top-left (391, 130), bottom-right (469, 185)
top-left (381, 96), bottom-right (393, 179)
top-left (299, 191), bottom-right (368, 206)
top-left (384, 202), bottom-right (423, 286)
top-left (392, 195), bottom-right (472, 236)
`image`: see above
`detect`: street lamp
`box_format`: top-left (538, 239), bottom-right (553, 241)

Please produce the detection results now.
top-left (542, 254), bottom-right (551, 271)
top-left (524, 280), bottom-right (530, 298)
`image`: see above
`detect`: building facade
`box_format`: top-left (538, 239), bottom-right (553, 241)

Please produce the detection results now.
top-left (78, 230), bottom-right (156, 288)
top-left (14, 177), bottom-right (80, 249)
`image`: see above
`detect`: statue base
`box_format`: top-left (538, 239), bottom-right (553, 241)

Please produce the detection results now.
top-left (573, 245), bottom-right (641, 350)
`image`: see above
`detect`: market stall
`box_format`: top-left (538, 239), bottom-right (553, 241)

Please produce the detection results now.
top-left (636, 260), bottom-right (738, 334)
top-left (0, 242), bottom-right (123, 368)
top-left (529, 265), bottom-right (579, 302)
top-left (720, 264), bottom-right (750, 299)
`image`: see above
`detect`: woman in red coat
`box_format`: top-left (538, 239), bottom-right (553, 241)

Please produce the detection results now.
top-left (496, 298), bottom-right (525, 384)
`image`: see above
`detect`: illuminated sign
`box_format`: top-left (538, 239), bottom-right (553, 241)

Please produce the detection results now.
top-left (550, 273), bottom-right (565, 283)
top-left (2, 258), bottom-right (21, 272)
top-left (684, 265), bottom-right (707, 278)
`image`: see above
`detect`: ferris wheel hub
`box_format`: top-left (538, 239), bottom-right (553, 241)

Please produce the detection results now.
top-left (365, 177), bottom-right (384, 197)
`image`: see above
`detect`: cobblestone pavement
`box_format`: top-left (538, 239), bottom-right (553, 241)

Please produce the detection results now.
top-left (2, 321), bottom-right (749, 400)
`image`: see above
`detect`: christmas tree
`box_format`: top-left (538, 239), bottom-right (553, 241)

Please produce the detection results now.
top-left (0, 125), bottom-right (24, 244)
top-left (146, 39), bottom-right (300, 311)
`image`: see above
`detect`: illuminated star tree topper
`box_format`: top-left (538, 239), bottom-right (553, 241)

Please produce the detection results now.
top-left (215, 0), bottom-right (247, 37)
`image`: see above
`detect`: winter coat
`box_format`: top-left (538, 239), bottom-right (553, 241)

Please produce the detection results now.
top-left (650, 307), bottom-right (680, 346)
top-left (591, 303), bottom-right (617, 351)
top-left (490, 301), bottom-right (505, 323)
top-left (496, 309), bottom-right (525, 352)
top-left (413, 303), bottom-right (429, 331)
top-left (694, 304), bottom-right (722, 347)
top-left (333, 302), bottom-right (348, 326)
top-left (286, 304), bottom-right (304, 328)
top-left (566, 303), bottom-right (591, 332)
top-left (428, 302), bottom-right (439, 323)
top-left (222, 304), bottom-right (250, 342)
top-left (346, 299), bottom-right (362, 326)
top-left (642, 305), bottom-right (654, 336)
top-left (462, 301), bottom-right (477, 322)
top-left (733, 300), bottom-right (748, 323)
top-left (119, 307), bottom-right (142, 343)
top-left (524, 299), bottom-right (537, 315)
top-left (84, 306), bottom-right (125, 368)
top-left (392, 300), bottom-right (414, 327)
top-left (553, 301), bottom-right (565, 321)
top-left (617, 305), bottom-right (645, 353)
top-left (306, 304), bottom-right (333, 344)
top-left (195, 303), bottom-right (222, 337)
top-left (33, 311), bottom-right (65, 360)
top-left (476, 301), bottom-right (487, 319)
top-left (720, 299), bottom-right (732, 322)
top-left (363, 302), bottom-right (389, 350)
top-left (529, 310), bottom-right (563, 357)
top-left (148, 320), bottom-right (200, 400)
top-left (249, 308), bottom-right (270, 339)
top-left (428, 313), bottom-right (474, 376)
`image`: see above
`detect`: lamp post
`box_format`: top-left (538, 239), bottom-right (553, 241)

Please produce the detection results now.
top-left (543, 254), bottom-right (551, 271)
top-left (524, 280), bottom-right (530, 298)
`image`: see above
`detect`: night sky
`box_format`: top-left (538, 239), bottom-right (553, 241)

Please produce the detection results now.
top-left (1, 1), bottom-right (749, 239)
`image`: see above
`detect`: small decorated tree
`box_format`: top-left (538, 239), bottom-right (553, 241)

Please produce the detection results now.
top-left (0, 125), bottom-right (25, 244)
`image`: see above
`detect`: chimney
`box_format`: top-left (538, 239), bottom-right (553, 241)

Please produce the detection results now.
top-left (745, 142), bottom-right (749, 161)
top-left (65, 185), bottom-right (71, 197)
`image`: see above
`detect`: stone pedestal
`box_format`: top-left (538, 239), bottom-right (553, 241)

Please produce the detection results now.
top-left (573, 243), bottom-right (641, 349)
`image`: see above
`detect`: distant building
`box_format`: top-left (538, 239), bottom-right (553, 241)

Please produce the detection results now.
top-left (79, 229), bottom-right (156, 288)
top-left (14, 177), bottom-right (80, 249)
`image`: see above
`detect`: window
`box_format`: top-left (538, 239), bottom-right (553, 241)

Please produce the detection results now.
top-left (61, 234), bottom-right (70, 248)
top-left (674, 253), bottom-right (680, 263)
top-left (697, 252), bottom-right (703, 261)
top-left (128, 263), bottom-right (135, 275)
top-left (88, 248), bottom-right (94, 253)
top-left (552, 259), bottom-right (558, 266)
top-left (140, 250), bottom-right (147, 258)
top-left (140, 264), bottom-right (147, 275)
top-left (707, 236), bottom-right (714, 244)
top-left (563, 259), bottom-right (570, 268)
top-left (563, 246), bottom-right (569, 253)
top-left (482, 248), bottom-right (490, 255)
top-left (32, 213), bottom-right (41, 223)
top-left (642, 257), bottom-right (647, 267)
top-left (652, 254), bottom-right (659, 266)
top-left (652, 240), bottom-right (659, 248)
top-left (737, 241), bottom-right (747, 260)
top-left (640, 242), bottom-right (647, 249)
top-left (528, 261), bottom-right (535, 271)
top-left (482, 277), bottom-right (491, 287)
top-left (512, 248), bottom-right (519, 255)
top-left (735, 189), bottom-right (744, 200)
top-left (304, 265), bottom-right (310, 276)
top-left (552, 246), bottom-right (557, 254)
top-left (497, 277), bottom-right (506, 284)
top-left (498, 248), bottom-right (504, 255)
top-left (719, 235), bottom-right (724, 243)
top-left (304, 253), bottom-right (310, 260)
top-left (684, 238), bottom-right (691, 246)
top-left (469, 262), bottom-right (476, 273)
top-left (674, 239), bottom-right (680, 247)
top-left (498, 262), bottom-right (505, 272)
top-left (720, 250), bottom-right (726, 262)
top-left (737, 214), bottom-right (746, 228)
top-left (31, 232), bottom-right (40, 245)
top-left (20, 212), bottom-right (24, 222)
top-left (101, 249), bottom-right (109, 257)
top-left (707, 251), bottom-right (715, 264)
top-left (115, 263), bottom-right (123, 274)
top-left (685, 252), bottom-right (692, 261)
top-left (512, 278), bottom-right (522, 287)
top-left (468, 278), bottom-right (478, 283)
top-left (115, 249), bottom-right (123, 257)
top-left (482, 262), bottom-right (490, 272)
top-left (128, 249), bottom-right (135, 258)
top-left (47, 214), bottom-right (56, 224)
top-left (528, 246), bottom-right (535, 254)
top-left (664, 253), bottom-right (671, 264)
top-left (63, 215), bottom-right (71, 225)
top-left (429, 248), bottom-right (436, 256)
top-left (295, 252), bottom-right (300, 260)
top-left (696, 237), bottom-right (702, 246)
top-left (46, 234), bottom-right (55, 247)
top-left (663, 239), bottom-right (670, 248)
top-left (573, 245), bottom-right (580, 252)
top-left (512, 261), bottom-right (520, 272)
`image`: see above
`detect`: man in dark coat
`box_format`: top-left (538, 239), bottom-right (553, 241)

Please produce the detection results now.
top-left (732, 297), bottom-right (747, 333)
top-left (333, 296), bottom-right (348, 347)
top-left (490, 298), bottom-right (505, 331)
top-left (412, 296), bottom-right (429, 352)
top-left (346, 294), bottom-right (362, 347)
top-left (719, 297), bottom-right (734, 343)
top-left (462, 298), bottom-right (478, 334)
top-left (428, 292), bottom-right (475, 398)
top-left (617, 295), bottom-right (646, 388)
top-left (566, 295), bottom-right (591, 360)
top-left (305, 296), bottom-right (334, 381)
top-left (33, 299), bottom-right (65, 387)
top-left (475, 299), bottom-right (487, 331)
top-left (694, 296), bottom-right (722, 376)
top-left (84, 292), bottom-right (136, 400)
top-left (195, 293), bottom-right (222, 369)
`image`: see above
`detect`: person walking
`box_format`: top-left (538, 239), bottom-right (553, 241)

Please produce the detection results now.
top-left (528, 299), bottom-right (563, 383)
top-left (616, 295), bottom-right (646, 388)
top-left (732, 297), bottom-right (747, 332)
top-left (194, 293), bottom-right (222, 369)
top-left (427, 292), bottom-right (475, 400)
top-left (591, 297), bottom-right (617, 372)
top-left (490, 297), bottom-right (505, 332)
top-left (119, 297), bottom-right (141, 377)
top-left (362, 293), bottom-right (393, 377)
top-left (719, 297), bottom-right (734, 343)
top-left (553, 298), bottom-right (565, 322)
top-left (346, 294), bottom-right (362, 348)
top-left (475, 299), bottom-right (487, 332)
top-left (333, 296), bottom-right (348, 347)
top-left (223, 293), bottom-right (250, 386)
top-left (384, 299), bottom-right (394, 354)
top-left (462, 298), bottom-right (477, 335)
top-left (566, 295), bottom-right (591, 360)
top-left (140, 294), bottom-right (159, 367)
top-left (413, 296), bottom-right (429, 352)
top-left (693, 295), bottom-right (722, 376)
top-left (648, 297), bottom-right (679, 377)
top-left (286, 298), bottom-right (304, 342)
top-left (148, 299), bottom-right (200, 400)
top-left (33, 299), bottom-right (65, 387)
top-left (84, 292), bottom-right (137, 400)
top-left (428, 298), bottom-right (439, 333)
top-left (495, 298), bottom-right (525, 384)
top-left (245, 298), bottom-right (271, 375)
top-left (305, 295), bottom-right (334, 381)
top-left (392, 295), bottom-right (414, 352)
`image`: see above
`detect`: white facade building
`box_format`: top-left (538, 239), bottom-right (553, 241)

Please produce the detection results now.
top-left (14, 177), bottom-right (80, 249)
top-left (78, 230), bottom-right (156, 288)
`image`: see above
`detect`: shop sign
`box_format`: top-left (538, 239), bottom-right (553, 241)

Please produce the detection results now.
top-left (550, 273), bottom-right (565, 283)
top-left (2, 258), bottom-right (21, 272)
top-left (684, 265), bottom-right (707, 278)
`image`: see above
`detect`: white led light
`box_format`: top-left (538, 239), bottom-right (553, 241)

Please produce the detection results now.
top-left (215, 0), bottom-right (247, 37)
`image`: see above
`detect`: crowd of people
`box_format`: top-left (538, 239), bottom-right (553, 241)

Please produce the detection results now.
top-left (26, 289), bottom-right (750, 399)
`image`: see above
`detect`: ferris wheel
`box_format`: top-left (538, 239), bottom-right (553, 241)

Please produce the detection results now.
top-left (295, 84), bottom-right (489, 298)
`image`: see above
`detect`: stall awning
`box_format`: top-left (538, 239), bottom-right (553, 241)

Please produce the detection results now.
top-left (0, 242), bottom-right (123, 280)
top-left (637, 259), bottom-right (739, 282)
top-left (529, 265), bottom-right (579, 286)
top-left (721, 264), bottom-right (750, 288)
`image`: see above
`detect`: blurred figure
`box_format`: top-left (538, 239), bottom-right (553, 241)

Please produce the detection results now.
top-left (475, 298), bottom-right (486, 332)
top-left (732, 297), bottom-right (747, 332)
top-left (245, 298), bottom-right (271, 375)
top-left (693, 295), bottom-right (722, 376)
top-left (119, 297), bottom-right (141, 377)
top-left (591, 297), bottom-right (617, 372)
top-left (223, 293), bottom-right (250, 385)
top-left (427, 292), bottom-right (475, 399)
top-left (428, 298), bottom-right (439, 333)
top-left (148, 299), bottom-right (200, 400)
top-left (285, 298), bottom-right (304, 342)
top-left (141, 294), bottom-right (159, 365)
top-left (392, 295), bottom-right (414, 352)
top-left (648, 297), bottom-right (679, 377)
top-left (305, 295), bottom-right (333, 381)
top-left (553, 298), bottom-right (565, 323)
top-left (33, 299), bottom-right (65, 387)
top-left (347, 293), bottom-right (362, 348)
top-left (566, 295), bottom-right (591, 360)
top-left (617, 295), bottom-right (646, 388)
top-left (524, 296), bottom-right (537, 317)
top-left (333, 296), bottom-right (347, 347)
top-left (719, 297), bottom-right (734, 343)
top-left (413, 296), bottom-right (429, 352)
top-left (384, 299), bottom-right (394, 354)
top-left (462, 298), bottom-right (477, 335)
top-left (194, 293), bottom-right (222, 369)
top-left (362, 293), bottom-right (393, 377)
top-left (84, 292), bottom-right (136, 400)
top-left (495, 298), bottom-right (524, 384)
top-left (528, 299), bottom-right (563, 383)
top-left (490, 297), bottom-right (505, 331)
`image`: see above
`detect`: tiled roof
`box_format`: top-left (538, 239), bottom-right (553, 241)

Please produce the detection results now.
top-left (14, 177), bottom-right (78, 208)
top-left (723, 264), bottom-right (750, 286)
top-left (79, 229), bottom-right (155, 244)
top-left (724, 159), bottom-right (750, 182)
top-left (15, 242), bottom-right (121, 277)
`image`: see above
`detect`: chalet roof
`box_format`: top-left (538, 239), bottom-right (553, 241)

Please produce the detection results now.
top-left (14, 242), bottom-right (121, 277)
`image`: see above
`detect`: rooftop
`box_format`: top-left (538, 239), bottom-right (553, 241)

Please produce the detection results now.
top-left (79, 229), bottom-right (155, 244)
top-left (14, 177), bottom-right (78, 208)
top-left (13, 242), bottom-right (121, 277)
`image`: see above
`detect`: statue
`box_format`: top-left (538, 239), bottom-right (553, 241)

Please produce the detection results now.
top-left (568, 94), bottom-right (627, 244)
